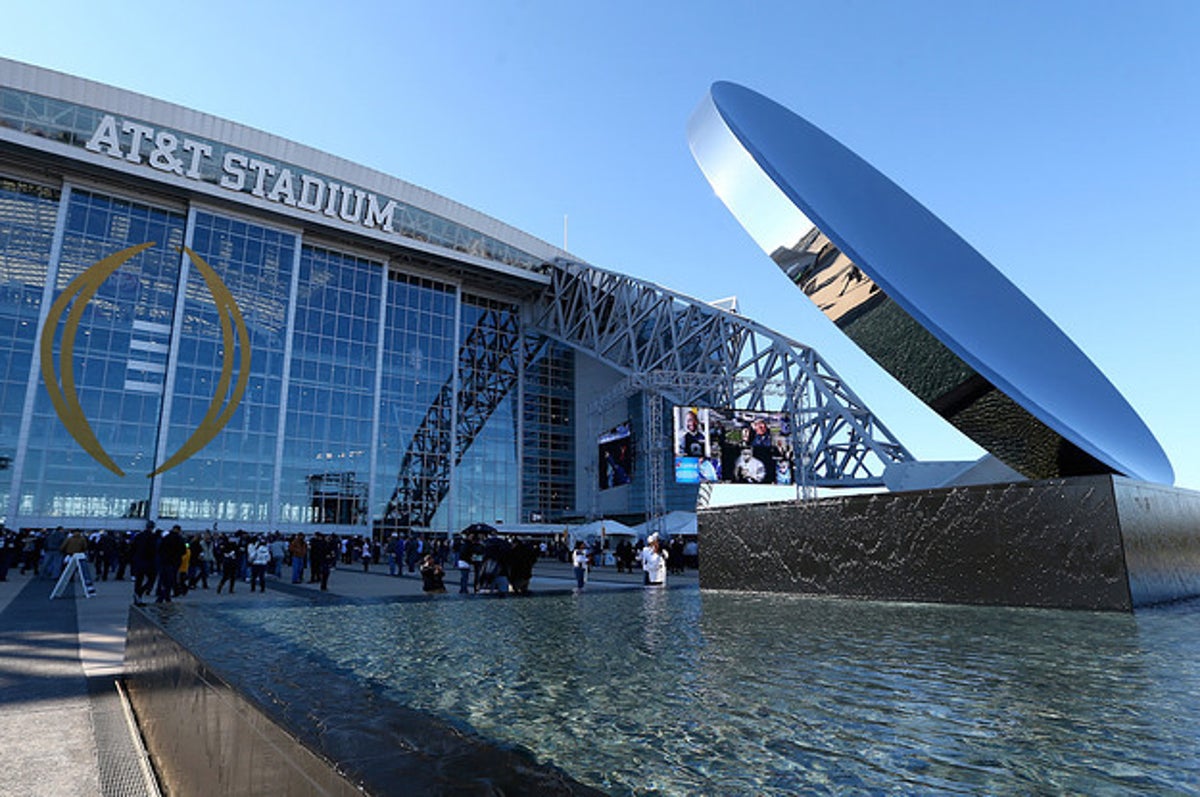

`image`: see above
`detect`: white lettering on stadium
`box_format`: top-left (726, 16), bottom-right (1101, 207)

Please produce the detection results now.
top-left (85, 114), bottom-right (397, 233)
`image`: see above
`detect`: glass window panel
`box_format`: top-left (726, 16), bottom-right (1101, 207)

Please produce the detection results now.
top-left (24, 188), bottom-right (185, 519)
top-left (279, 244), bottom-right (381, 529)
top-left (156, 210), bottom-right (294, 523)
top-left (375, 272), bottom-right (457, 530)
top-left (522, 339), bottom-right (576, 521)
top-left (0, 179), bottom-right (60, 514)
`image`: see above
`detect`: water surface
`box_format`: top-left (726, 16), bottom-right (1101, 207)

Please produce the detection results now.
top-left (191, 588), bottom-right (1200, 795)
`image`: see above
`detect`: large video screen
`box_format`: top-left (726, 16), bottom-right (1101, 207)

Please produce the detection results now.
top-left (673, 406), bottom-right (794, 485)
top-left (598, 421), bottom-right (633, 490)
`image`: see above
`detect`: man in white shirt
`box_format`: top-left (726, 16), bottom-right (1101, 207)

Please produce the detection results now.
top-left (639, 533), bottom-right (668, 587)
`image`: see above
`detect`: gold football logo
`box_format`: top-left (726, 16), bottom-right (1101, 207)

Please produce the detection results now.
top-left (40, 243), bottom-right (251, 478)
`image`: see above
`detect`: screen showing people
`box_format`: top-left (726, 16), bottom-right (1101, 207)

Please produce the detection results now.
top-left (598, 421), bottom-right (633, 490)
top-left (673, 406), bottom-right (794, 485)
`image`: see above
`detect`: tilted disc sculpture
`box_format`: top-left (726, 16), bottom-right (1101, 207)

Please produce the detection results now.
top-left (688, 81), bottom-right (1172, 485)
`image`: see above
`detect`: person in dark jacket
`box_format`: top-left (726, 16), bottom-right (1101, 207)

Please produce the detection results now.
top-left (310, 533), bottom-right (334, 591)
top-left (508, 539), bottom-right (537, 595)
top-left (0, 526), bottom-right (11, 582)
top-left (420, 554), bottom-right (445, 593)
top-left (95, 531), bottom-right (117, 581)
top-left (479, 533), bottom-right (512, 594)
top-left (130, 522), bottom-right (158, 606)
top-left (215, 534), bottom-right (239, 594)
top-left (154, 525), bottom-right (187, 603)
top-left (115, 531), bottom-right (132, 581)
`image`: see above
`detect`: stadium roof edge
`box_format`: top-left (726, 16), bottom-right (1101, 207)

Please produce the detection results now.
top-left (0, 56), bottom-right (569, 270)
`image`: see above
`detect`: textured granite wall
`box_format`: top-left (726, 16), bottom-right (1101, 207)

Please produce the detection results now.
top-left (699, 476), bottom-right (1200, 611)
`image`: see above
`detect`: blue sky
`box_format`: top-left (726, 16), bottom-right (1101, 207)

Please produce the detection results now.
top-left (5, 1), bottom-right (1198, 489)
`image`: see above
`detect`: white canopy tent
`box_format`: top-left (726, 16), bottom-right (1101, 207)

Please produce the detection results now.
top-left (632, 511), bottom-right (698, 539)
top-left (569, 518), bottom-right (639, 547)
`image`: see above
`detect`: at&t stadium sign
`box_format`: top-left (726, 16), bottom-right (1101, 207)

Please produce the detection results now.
top-left (85, 114), bottom-right (399, 234)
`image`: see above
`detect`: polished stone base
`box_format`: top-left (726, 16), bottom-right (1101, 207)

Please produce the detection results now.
top-left (124, 610), bottom-right (363, 797)
top-left (124, 608), bottom-right (604, 797)
top-left (698, 475), bottom-right (1200, 611)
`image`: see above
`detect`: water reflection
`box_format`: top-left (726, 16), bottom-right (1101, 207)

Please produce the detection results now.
top-left (691, 594), bottom-right (1198, 794)
top-left (164, 590), bottom-right (1200, 795)
top-left (768, 230), bottom-right (1108, 480)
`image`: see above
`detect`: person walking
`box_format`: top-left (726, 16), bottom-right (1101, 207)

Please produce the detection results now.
top-left (289, 533), bottom-right (307, 584)
top-left (455, 553), bottom-right (472, 594)
top-left (639, 533), bottom-right (668, 587)
top-left (174, 539), bottom-right (191, 597)
top-left (60, 528), bottom-right (88, 559)
top-left (0, 526), bottom-right (12, 582)
top-left (406, 535), bottom-right (422, 574)
top-left (130, 522), bottom-right (158, 605)
top-left (247, 535), bottom-right (270, 592)
top-left (215, 534), bottom-right (240, 594)
top-left (40, 526), bottom-right (67, 580)
top-left (115, 531), bottom-right (132, 581)
top-left (154, 525), bottom-right (186, 603)
top-left (20, 531), bottom-right (41, 576)
top-left (387, 534), bottom-right (402, 576)
top-left (309, 533), bottom-right (323, 583)
top-left (95, 530), bottom-right (117, 581)
top-left (572, 541), bottom-right (589, 590)
top-left (308, 532), bottom-right (334, 591)
top-left (269, 534), bottom-right (286, 579)
top-left (316, 533), bottom-right (335, 591)
top-left (193, 532), bottom-right (213, 589)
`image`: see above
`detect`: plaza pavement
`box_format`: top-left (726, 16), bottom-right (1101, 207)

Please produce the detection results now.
top-left (0, 556), bottom-right (697, 796)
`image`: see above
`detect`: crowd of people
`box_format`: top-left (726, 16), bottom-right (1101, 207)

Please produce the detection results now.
top-left (0, 521), bottom-right (700, 599)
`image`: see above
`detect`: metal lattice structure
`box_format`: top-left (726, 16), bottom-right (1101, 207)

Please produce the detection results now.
top-left (583, 370), bottom-right (727, 536)
top-left (382, 301), bottom-right (537, 529)
top-left (384, 257), bottom-right (913, 531)
top-left (529, 259), bottom-right (913, 491)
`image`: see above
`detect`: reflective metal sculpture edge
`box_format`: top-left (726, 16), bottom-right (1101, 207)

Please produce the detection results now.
top-left (688, 81), bottom-right (1173, 485)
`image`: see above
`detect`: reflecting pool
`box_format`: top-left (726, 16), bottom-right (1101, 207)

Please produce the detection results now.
top-left (168, 588), bottom-right (1200, 795)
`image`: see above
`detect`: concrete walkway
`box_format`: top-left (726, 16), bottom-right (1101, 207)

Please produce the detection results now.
top-left (0, 557), bottom-right (696, 795)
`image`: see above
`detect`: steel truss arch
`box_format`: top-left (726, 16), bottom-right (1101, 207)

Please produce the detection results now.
top-left (528, 259), bottom-right (913, 489)
top-left (384, 257), bottom-right (913, 533)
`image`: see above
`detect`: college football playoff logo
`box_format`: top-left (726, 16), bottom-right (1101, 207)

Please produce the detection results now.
top-left (40, 243), bottom-right (250, 477)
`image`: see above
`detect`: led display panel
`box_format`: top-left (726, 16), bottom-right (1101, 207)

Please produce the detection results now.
top-left (674, 406), bottom-right (793, 485)
top-left (598, 421), bottom-right (633, 490)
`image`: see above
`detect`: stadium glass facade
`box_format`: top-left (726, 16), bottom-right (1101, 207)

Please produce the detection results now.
top-left (0, 60), bottom-right (582, 535)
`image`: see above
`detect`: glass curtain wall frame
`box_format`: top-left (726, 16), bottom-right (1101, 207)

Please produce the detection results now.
top-left (154, 209), bottom-right (296, 527)
top-left (368, 260), bottom-right (388, 539)
top-left (277, 243), bottom-right (382, 532)
top-left (521, 338), bottom-right (576, 523)
top-left (0, 175), bottom-right (62, 524)
top-left (436, 293), bottom-right (522, 531)
top-left (0, 174), bottom-right (550, 532)
top-left (374, 270), bottom-right (459, 534)
top-left (19, 185), bottom-right (187, 524)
